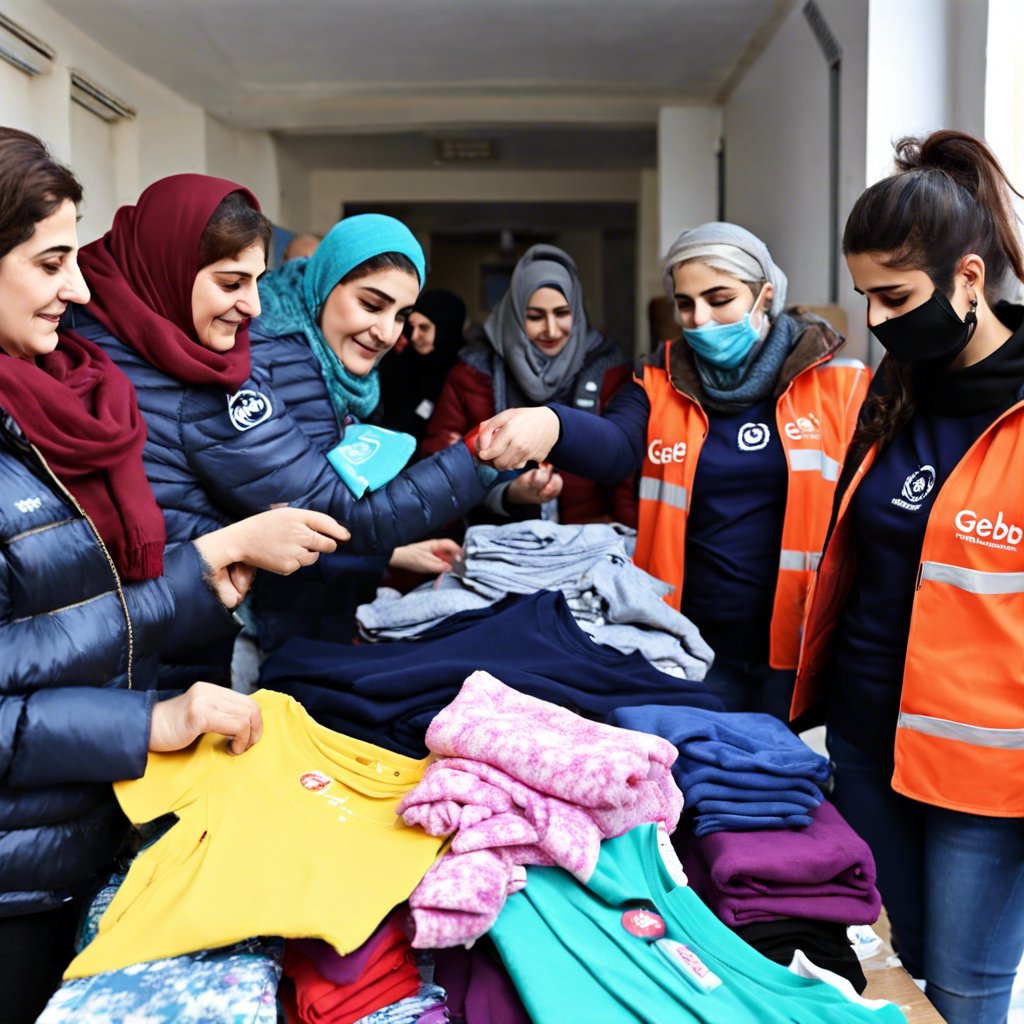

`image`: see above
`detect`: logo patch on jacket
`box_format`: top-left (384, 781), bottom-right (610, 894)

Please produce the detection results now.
top-left (892, 465), bottom-right (936, 511)
top-left (737, 422), bottom-right (771, 451)
top-left (227, 389), bottom-right (273, 431)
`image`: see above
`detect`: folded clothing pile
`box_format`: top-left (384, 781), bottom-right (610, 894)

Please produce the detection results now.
top-left (356, 520), bottom-right (714, 680)
top-left (398, 671), bottom-right (684, 948)
top-left (608, 704), bottom-right (830, 835)
top-left (672, 799), bottom-right (881, 928)
top-left (283, 911), bottom-right (420, 1024)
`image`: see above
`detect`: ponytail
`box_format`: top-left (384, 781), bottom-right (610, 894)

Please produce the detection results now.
top-left (844, 129), bottom-right (1024, 448)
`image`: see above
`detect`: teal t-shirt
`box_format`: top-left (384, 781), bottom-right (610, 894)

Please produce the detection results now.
top-left (490, 824), bottom-right (905, 1023)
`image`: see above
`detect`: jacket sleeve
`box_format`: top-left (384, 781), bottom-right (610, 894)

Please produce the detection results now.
top-left (419, 366), bottom-right (475, 457)
top-left (598, 365), bottom-right (640, 527)
top-left (178, 384), bottom-right (488, 554)
top-left (0, 687), bottom-right (155, 788)
top-left (548, 381), bottom-right (651, 485)
top-left (122, 542), bottom-right (239, 660)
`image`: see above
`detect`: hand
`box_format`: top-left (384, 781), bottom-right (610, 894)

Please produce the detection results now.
top-left (388, 538), bottom-right (462, 575)
top-left (476, 407), bottom-right (560, 470)
top-left (149, 682), bottom-right (263, 756)
top-left (506, 463), bottom-right (563, 505)
top-left (194, 508), bottom-right (351, 607)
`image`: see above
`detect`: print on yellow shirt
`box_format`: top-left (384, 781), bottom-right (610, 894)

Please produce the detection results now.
top-left (65, 690), bottom-right (441, 979)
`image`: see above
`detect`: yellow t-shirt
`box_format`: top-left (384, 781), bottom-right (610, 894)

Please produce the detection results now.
top-left (65, 689), bottom-right (441, 979)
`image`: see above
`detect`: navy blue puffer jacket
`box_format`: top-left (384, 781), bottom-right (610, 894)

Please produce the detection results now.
top-left (67, 309), bottom-right (488, 550)
top-left (0, 405), bottom-right (233, 916)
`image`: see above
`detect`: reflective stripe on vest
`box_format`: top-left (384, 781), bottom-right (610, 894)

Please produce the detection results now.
top-left (636, 342), bottom-right (868, 671)
top-left (639, 477), bottom-right (688, 510)
top-left (898, 712), bottom-right (1024, 749)
top-left (779, 549), bottom-right (822, 572)
top-left (920, 560), bottom-right (1024, 595)
top-left (796, 399), bottom-right (1024, 816)
top-left (787, 448), bottom-right (841, 481)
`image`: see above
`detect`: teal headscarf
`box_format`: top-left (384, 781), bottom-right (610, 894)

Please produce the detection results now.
top-left (257, 214), bottom-right (426, 422)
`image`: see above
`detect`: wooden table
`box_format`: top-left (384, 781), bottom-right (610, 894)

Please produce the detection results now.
top-left (862, 951), bottom-right (946, 1023)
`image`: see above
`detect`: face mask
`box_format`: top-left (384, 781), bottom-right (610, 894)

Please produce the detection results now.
top-left (869, 288), bottom-right (977, 366)
top-left (682, 286), bottom-right (768, 369)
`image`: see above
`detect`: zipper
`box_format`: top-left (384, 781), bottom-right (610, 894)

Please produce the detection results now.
top-left (21, 437), bottom-right (135, 689)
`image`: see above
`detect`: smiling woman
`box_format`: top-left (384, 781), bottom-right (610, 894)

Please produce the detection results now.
top-left (0, 198), bottom-right (90, 360)
top-left (0, 128), bottom-right (353, 1023)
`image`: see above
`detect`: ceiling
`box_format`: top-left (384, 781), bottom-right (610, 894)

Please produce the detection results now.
top-left (47, 0), bottom-right (790, 133)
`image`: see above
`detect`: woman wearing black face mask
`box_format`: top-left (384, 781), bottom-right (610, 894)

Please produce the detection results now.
top-left (792, 130), bottom-right (1024, 1024)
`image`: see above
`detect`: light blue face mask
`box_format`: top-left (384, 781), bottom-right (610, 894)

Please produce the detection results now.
top-left (682, 286), bottom-right (767, 369)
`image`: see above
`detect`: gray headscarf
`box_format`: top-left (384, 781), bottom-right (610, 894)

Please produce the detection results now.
top-left (484, 244), bottom-right (604, 404)
top-left (662, 221), bottom-right (788, 318)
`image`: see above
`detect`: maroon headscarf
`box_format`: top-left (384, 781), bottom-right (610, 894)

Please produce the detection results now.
top-left (77, 173), bottom-right (260, 392)
top-left (0, 332), bottom-right (166, 580)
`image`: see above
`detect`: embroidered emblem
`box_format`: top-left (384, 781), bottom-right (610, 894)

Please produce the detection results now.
top-left (227, 389), bottom-right (273, 431)
top-left (737, 422), bottom-right (770, 451)
top-left (891, 465), bottom-right (936, 511)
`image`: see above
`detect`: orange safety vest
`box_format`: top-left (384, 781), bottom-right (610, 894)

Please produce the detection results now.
top-left (635, 341), bottom-right (869, 669)
top-left (793, 398), bottom-right (1024, 816)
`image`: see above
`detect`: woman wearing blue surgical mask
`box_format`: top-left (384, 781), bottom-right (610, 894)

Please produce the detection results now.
top-left (474, 222), bottom-right (869, 718)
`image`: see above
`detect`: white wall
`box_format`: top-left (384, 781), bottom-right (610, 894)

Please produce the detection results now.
top-left (310, 168), bottom-right (644, 230)
top-left (657, 106), bottom-right (722, 256)
top-left (204, 114), bottom-right (282, 222)
top-left (724, 0), bottom-right (870, 361)
top-left (985, 0), bottom-right (1024, 187)
top-left (866, 0), bottom-right (949, 183)
top-left (0, 0), bottom-right (289, 238)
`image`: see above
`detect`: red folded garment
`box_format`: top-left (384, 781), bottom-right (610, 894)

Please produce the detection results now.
top-left (284, 923), bottom-right (420, 1024)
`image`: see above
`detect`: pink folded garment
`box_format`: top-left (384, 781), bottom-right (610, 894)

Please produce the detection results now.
top-left (675, 799), bottom-right (881, 926)
top-left (422, 670), bottom-right (683, 821)
top-left (400, 759), bottom-right (603, 880)
top-left (400, 673), bottom-right (685, 948)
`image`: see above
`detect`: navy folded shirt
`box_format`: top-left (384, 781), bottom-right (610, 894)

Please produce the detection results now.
top-left (260, 591), bottom-right (724, 756)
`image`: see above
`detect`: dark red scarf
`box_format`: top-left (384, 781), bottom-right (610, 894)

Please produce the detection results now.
top-left (0, 332), bottom-right (166, 580)
top-left (77, 174), bottom-right (260, 392)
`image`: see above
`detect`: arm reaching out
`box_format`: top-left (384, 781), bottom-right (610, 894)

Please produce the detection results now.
top-left (476, 407), bottom-right (561, 470)
top-left (193, 507), bottom-right (351, 606)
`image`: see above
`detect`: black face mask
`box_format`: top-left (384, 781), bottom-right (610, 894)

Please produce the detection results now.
top-left (868, 288), bottom-right (977, 366)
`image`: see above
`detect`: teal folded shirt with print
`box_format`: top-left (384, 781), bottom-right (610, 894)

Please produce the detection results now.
top-left (490, 824), bottom-right (905, 1023)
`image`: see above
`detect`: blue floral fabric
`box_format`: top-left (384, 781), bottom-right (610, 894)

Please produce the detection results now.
top-left (38, 871), bottom-right (283, 1024)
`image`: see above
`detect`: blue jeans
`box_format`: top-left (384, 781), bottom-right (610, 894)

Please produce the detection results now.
top-left (827, 731), bottom-right (1024, 1024)
top-left (701, 658), bottom-right (796, 721)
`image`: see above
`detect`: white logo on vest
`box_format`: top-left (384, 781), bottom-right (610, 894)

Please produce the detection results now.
top-left (227, 389), bottom-right (273, 431)
top-left (737, 423), bottom-right (771, 452)
top-left (891, 465), bottom-right (936, 511)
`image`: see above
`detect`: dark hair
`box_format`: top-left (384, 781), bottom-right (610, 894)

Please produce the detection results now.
top-left (339, 251), bottom-right (420, 287)
top-left (0, 127), bottom-right (83, 261)
top-left (843, 129), bottom-right (1024, 447)
top-left (198, 190), bottom-right (272, 268)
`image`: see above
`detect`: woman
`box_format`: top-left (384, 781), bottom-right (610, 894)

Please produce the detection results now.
top-left (0, 129), bottom-right (347, 1022)
top-left (792, 130), bottom-right (1024, 1024)
top-left (69, 188), bottom-right (488, 651)
top-left (422, 244), bottom-right (637, 526)
top-left (378, 287), bottom-right (467, 444)
top-left (248, 217), bottom-right (490, 645)
top-left (476, 224), bottom-right (869, 717)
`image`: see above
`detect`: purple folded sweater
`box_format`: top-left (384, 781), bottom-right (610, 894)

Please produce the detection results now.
top-left (674, 799), bottom-right (881, 926)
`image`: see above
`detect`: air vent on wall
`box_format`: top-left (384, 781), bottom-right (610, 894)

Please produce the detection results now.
top-left (70, 69), bottom-right (135, 122)
top-left (435, 138), bottom-right (496, 163)
top-left (0, 12), bottom-right (55, 76)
